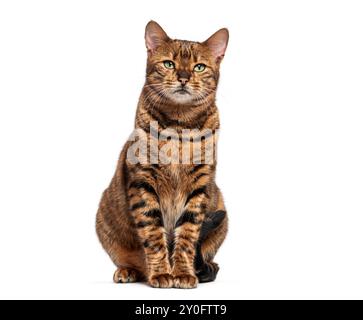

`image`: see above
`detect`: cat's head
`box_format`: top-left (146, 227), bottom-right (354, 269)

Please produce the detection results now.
top-left (144, 21), bottom-right (228, 106)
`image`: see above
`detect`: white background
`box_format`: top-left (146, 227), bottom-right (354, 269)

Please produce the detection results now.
top-left (0, 0), bottom-right (362, 300)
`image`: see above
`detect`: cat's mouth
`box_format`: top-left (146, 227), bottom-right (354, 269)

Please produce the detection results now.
top-left (174, 88), bottom-right (191, 95)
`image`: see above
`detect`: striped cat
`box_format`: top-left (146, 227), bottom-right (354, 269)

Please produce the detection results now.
top-left (96, 21), bottom-right (229, 289)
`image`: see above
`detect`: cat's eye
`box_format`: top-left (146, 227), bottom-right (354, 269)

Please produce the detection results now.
top-left (163, 60), bottom-right (175, 69)
top-left (194, 64), bottom-right (206, 72)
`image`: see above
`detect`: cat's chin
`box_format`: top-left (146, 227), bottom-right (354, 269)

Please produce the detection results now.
top-left (169, 92), bottom-right (195, 105)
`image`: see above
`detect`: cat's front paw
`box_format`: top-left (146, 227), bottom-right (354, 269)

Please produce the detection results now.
top-left (173, 274), bottom-right (198, 289)
top-left (148, 274), bottom-right (174, 288)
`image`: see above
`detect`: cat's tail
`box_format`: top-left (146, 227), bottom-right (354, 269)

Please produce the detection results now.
top-left (195, 210), bottom-right (226, 283)
top-left (199, 210), bottom-right (226, 242)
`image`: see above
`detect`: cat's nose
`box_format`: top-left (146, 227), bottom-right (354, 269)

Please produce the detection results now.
top-left (178, 78), bottom-right (189, 86)
top-left (177, 70), bottom-right (190, 86)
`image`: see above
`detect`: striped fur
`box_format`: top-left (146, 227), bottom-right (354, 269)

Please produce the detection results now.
top-left (96, 21), bottom-right (229, 289)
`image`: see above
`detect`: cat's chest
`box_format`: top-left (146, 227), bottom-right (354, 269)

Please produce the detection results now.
top-left (157, 163), bottom-right (190, 187)
top-left (167, 164), bottom-right (184, 185)
top-left (157, 164), bottom-right (190, 234)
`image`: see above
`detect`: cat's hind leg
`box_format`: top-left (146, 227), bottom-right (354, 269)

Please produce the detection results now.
top-left (96, 221), bottom-right (147, 283)
top-left (109, 244), bottom-right (146, 284)
top-left (96, 201), bottom-right (148, 284)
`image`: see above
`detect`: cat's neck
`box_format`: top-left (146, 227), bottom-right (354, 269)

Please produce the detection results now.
top-left (135, 87), bottom-right (219, 132)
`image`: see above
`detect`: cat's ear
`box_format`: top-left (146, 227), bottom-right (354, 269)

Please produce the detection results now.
top-left (204, 28), bottom-right (229, 62)
top-left (145, 20), bottom-right (170, 54)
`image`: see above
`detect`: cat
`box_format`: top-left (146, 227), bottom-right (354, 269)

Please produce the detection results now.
top-left (96, 21), bottom-right (229, 289)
